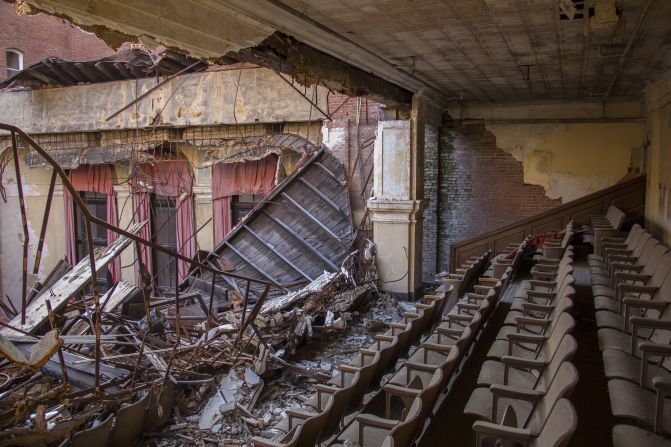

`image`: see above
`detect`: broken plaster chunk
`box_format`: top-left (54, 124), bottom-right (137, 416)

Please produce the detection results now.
top-left (198, 370), bottom-right (242, 430)
top-left (244, 367), bottom-right (261, 387)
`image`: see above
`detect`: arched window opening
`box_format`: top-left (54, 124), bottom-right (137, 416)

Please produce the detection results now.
top-left (6, 49), bottom-right (23, 78)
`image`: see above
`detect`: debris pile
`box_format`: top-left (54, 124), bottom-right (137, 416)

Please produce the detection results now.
top-left (0, 126), bottom-right (389, 446)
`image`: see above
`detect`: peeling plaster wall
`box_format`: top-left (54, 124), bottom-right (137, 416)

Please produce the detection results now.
top-left (0, 68), bottom-right (329, 133)
top-left (645, 69), bottom-right (671, 246)
top-left (0, 153), bottom-right (66, 308)
top-left (487, 122), bottom-right (644, 202)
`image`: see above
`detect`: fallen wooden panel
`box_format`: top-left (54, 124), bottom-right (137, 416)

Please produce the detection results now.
top-left (0, 222), bottom-right (144, 336)
top-left (100, 281), bottom-right (140, 313)
top-left (189, 148), bottom-right (354, 301)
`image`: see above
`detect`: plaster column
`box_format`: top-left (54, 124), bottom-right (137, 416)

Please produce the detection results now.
top-left (192, 185), bottom-right (214, 252)
top-left (368, 94), bottom-right (441, 298)
top-left (114, 184), bottom-right (136, 284)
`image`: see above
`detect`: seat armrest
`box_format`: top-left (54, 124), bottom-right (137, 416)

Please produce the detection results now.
top-left (507, 332), bottom-right (547, 344)
top-left (526, 290), bottom-right (555, 298)
top-left (490, 384), bottom-right (543, 401)
top-left (522, 302), bottom-right (554, 313)
top-left (515, 317), bottom-right (551, 329)
top-left (489, 384), bottom-right (543, 423)
top-left (501, 355), bottom-right (546, 371)
top-left (614, 272), bottom-right (650, 283)
top-left (356, 413), bottom-right (398, 432)
top-left (472, 421), bottom-right (532, 445)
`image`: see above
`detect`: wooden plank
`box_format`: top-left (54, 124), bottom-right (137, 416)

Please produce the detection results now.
top-left (281, 192), bottom-right (347, 248)
top-left (101, 281), bottom-right (139, 313)
top-left (0, 222), bottom-right (145, 336)
top-left (243, 224), bottom-right (314, 281)
top-left (298, 177), bottom-right (342, 213)
top-left (224, 241), bottom-right (281, 287)
top-left (314, 161), bottom-right (343, 183)
top-left (261, 209), bottom-right (339, 271)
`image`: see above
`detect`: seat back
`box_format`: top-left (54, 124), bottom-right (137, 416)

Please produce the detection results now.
top-left (624, 223), bottom-right (643, 246)
top-left (71, 413), bottom-right (114, 447)
top-left (526, 362), bottom-right (579, 434)
top-left (390, 322), bottom-right (413, 358)
top-left (537, 313), bottom-right (575, 361)
top-left (294, 398), bottom-right (332, 447)
top-left (547, 290), bottom-right (575, 321)
top-left (109, 393), bottom-right (149, 447)
top-left (456, 325), bottom-right (475, 354)
top-left (372, 335), bottom-right (399, 382)
top-left (387, 398), bottom-right (423, 447)
top-left (534, 334), bottom-right (578, 392)
top-left (634, 238), bottom-right (662, 267)
top-left (319, 371), bottom-right (360, 441)
top-left (439, 345), bottom-right (460, 387)
top-left (641, 245), bottom-right (671, 277)
top-left (647, 251), bottom-right (671, 288)
top-left (629, 232), bottom-right (653, 259)
top-left (530, 399), bottom-right (578, 447)
top-left (347, 350), bottom-right (381, 410)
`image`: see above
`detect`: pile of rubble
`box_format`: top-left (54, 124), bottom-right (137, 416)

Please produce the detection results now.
top-left (0, 240), bottom-right (386, 446)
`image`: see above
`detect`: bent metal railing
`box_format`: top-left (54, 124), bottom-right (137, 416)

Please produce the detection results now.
top-left (449, 175), bottom-right (647, 272)
top-left (0, 123), bottom-right (273, 391)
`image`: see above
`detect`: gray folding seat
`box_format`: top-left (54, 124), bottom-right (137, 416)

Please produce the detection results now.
top-left (486, 312), bottom-right (575, 362)
top-left (594, 249), bottom-right (671, 315)
top-left (470, 367), bottom-right (578, 446)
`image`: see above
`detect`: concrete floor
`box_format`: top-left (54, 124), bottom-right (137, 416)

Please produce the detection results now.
top-left (418, 244), bottom-right (615, 446)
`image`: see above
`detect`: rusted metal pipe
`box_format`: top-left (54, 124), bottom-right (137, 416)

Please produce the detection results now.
top-left (85, 218), bottom-right (102, 394)
top-left (11, 131), bottom-right (29, 325)
top-left (45, 299), bottom-right (69, 388)
top-left (33, 169), bottom-right (57, 275)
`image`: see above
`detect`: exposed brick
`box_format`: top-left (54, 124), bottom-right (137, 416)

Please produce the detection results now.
top-left (323, 93), bottom-right (382, 212)
top-left (431, 120), bottom-right (561, 273)
top-left (0, 2), bottom-right (113, 81)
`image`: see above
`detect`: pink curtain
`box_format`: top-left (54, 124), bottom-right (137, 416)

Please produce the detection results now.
top-left (63, 165), bottom-right (120, 282)
top-left (212, 155), bottom-right (278, 244)
top-left (132, 160), bottom-right (195, 283)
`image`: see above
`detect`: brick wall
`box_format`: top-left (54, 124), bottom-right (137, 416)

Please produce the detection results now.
top-left (431, 119), bottom-right (561, 273)
top-left (323, 93), bottom-right (382, 214)
top-left (0, 2), bottom-right (113, 81)
top-left (422, 124), bottom-right (439, 281)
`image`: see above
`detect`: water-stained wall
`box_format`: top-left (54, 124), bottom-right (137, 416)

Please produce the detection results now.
top-left (645, 69), bottom-right (671, 245)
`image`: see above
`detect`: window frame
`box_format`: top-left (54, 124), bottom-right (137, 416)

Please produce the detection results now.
top-left (73, 191), bottom-right (111, 291)
top-left (6, 49), bottom-right (24, 78)
top-left (150, 193), bottom-right (178, 291)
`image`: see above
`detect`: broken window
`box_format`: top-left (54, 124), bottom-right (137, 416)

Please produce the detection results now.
top-left (74, 191), bottom-right (112, 291)
top-left (231, 193), bottom-right (264, 225)
top-left (151, 194), bottom-right (178, 291)
top-left (5, 49), bottom-right (23, 78)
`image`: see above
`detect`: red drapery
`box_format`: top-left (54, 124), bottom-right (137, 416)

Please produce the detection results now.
top-left (132, 160), bottom-right (195, 284)
top-left (63, 165), bottom-right (120, 282)
top-left (212, 155), bottom-right (278, 244)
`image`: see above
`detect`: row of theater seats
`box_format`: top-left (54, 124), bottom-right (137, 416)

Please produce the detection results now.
top-left (589, 223), bottom-right (671, 446)
top-left (462, 231), bottom-right (579, 446)
top-left (251, 251), bottom-right (492, 447)
top-left (335, 239), bottom-right (529, 446)
top-left (587, 204), bottom-right (626, 256)
top-left (541, 221), bottom-right (574, 261)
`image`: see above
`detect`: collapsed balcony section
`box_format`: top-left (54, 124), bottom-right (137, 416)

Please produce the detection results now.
top-left (0, 123), bottom-right (380, 446)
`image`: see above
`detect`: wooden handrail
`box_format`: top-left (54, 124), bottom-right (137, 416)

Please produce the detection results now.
top-left (449, 175), bottom-right (646, 272)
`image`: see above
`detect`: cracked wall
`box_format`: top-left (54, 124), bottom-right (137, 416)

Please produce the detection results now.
top-left (487, 122), bottom-right (645, 202)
